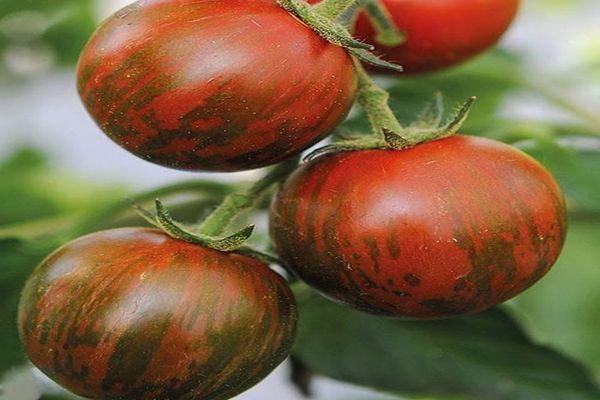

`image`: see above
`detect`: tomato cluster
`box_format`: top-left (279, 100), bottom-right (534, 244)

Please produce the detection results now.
top-left (20, 0), bottom-right (566, 399)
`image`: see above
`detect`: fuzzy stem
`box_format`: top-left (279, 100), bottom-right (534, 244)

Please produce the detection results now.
top-left (354, 58), bottom-right (403, 137)
top-left (198, 157), bottom-right (300, 236)
top-left (195, 194), bottom-right (253, 237)
top-left (360, 0), bottom-right (404, 46)
top-left (312, 0), bottom-right (358, 20)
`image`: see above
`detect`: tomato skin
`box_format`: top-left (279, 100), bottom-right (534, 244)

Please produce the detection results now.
top-left (352, 0), bottom-right (520, 74)
top-left (19, 228), bottom-right (297, 400)
top-left (270, 135), bottom-right (567, 319)
top-left (77, 0), bottom-right (357, 172)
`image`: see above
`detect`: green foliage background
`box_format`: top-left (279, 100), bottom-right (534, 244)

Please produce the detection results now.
top-left (1, 0), bottom-right (599, 399)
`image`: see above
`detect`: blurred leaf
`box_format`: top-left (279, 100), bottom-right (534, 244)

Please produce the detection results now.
top-left (343, 52), bottom-right (521, 134)
top-left (0, 147), bottom-right (126, 227)
top-left (517, 137), bottom-right (600, 214)
top-left (0, 0), bottom-right (96, 74)
top-left (447, 120), bottom-right (600, 215)
top-left (512, 221), bottom-right (600, 381)
top-left (293, 295), bottom-right (600, 400)
top-left (0, 149), bottom-right (61, 225)
top-left (530, 0), bottom-right (587, 12)
top-left (42, 2), bottom-right (96, 65)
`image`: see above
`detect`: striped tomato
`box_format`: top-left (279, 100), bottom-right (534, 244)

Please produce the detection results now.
top-left (77, 0), bottom-right (357, 172)
top-left (352, 0), bottom-right (520, 74)
top-left (270, 135), bottom-right (567, 319)
top-left (19, 228), bottom-right (297, 399)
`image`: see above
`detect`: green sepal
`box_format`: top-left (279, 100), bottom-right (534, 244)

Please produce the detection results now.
top-left (277, 0), bottom-right (402, 72)
top-left (382, 128), bottom-right (410, 150)
top-left (279, 0), bottom-right (373, 50)
top-left (395, 95), bottom-right (477, 146)
top-left (303, 137), bottom-right (384, 162)
top-left (134, 200), bottom-right (254, 252)
top-left (134, 200), bottom-right (284, 265)
top-left (235, 246), bottom-right (283, 266)
top-left (304, 95), bottom-right (477, 160)
top-left (442, 96), bottom-right (478, 135)
top-left (410, 92), bottom-right (444, 129)
top-left (347, 48), bottom-right (403, 72)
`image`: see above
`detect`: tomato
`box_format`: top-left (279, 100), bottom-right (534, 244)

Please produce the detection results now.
top-left (270, 135), bottom-right (567, 319)
top-left (77, 0), bottom-right (357, 172)
top-left (19, 228), bottom-right (297, 400)
top-left (352, 0), bottom-right (520, 74)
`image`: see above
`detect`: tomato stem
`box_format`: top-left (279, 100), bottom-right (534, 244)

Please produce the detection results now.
top-left (198, 157), bottom-right (301, 237)
top-left (305, 64), bottom-right (477, 160)
top-left (354, 58), bottom-right (403, 137)
top-left (278, 0), bottom-right (402, 71)
top-left (312, 0), bottom-right (357, 20)
top-left (361, 0), bottom-right (405, 46)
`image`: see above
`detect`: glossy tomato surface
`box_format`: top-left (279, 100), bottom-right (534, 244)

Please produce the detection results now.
top-left (19, 228), bottom-right (297, 400)
top-left (77, 0), bottom-right (357, 172)
top-left (270, 135), bottom-right (567, 319)
top-left (353, 0), bottom-right (520, 74)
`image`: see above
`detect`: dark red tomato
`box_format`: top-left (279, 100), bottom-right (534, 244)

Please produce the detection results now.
top-left (270, 135), bottom-right (567, 319)
top-left (352, 0), bottom-right (520, 74)
top-left (19, 228), bottom-right (297, 400)
top-left (77, 0), bottom-right (357, 172)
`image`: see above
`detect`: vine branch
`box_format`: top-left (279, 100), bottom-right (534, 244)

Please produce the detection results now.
top-left (354, 58), bottom-right (403, 137)
top-left (198, 156), bottom-right (300, 236)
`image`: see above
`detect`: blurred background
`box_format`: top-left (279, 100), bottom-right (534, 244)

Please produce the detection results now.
top-left (1, 0), bottom-right (599, 399)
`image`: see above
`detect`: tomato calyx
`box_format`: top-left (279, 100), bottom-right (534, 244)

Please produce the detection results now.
top-left (306, 67), bottom-right (476, 161)
top-left (133, 157), bottom-right (301, 264)
top-left (135, 199), bottom-right (280, 264)
top-left (135, 199), bottom-right (254, 251)
top-left (278, 0), bottom-right (402, 72)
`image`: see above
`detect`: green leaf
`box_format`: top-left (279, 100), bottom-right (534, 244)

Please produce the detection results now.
top-left (512, 221), bottom-right (600, 381)
top-left (41, 2), bottom-right (97, 65)
top-left (0, 0), bottom-right (96, 72)
top-left (293, 295), bottom-right (600, 400)
top-left (0, 149), bottom-right (61, 225)
top-left (0, 147), bottom-right (126, 227)
top-left (516, 137), bottom-right (600, 215)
